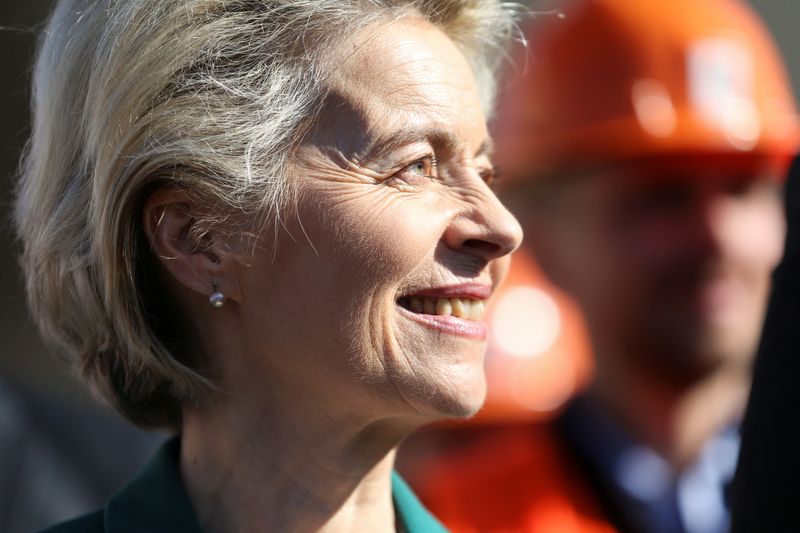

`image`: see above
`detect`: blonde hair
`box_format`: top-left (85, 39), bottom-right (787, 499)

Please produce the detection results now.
top-left (15, 0), bottom-right (518, 428)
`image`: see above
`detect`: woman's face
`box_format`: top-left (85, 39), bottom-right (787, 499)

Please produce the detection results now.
top-left (234, 18), bottom-right (522, 421)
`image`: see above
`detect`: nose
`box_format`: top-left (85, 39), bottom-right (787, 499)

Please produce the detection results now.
top-left (443, 189), bottom-right (523, 262)
top-left (689, 186), bottom-right (751, 262)
top-left (691, 185), bottom-right (784, 266)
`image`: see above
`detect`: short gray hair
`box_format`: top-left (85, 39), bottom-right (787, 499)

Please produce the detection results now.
top-left (14, 0), bottom-right (518, 428)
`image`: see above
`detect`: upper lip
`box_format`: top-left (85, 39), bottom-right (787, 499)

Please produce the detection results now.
top-left (399, 281), bottom-right (492, 301)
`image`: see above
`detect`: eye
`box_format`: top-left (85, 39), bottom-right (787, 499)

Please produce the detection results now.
top-left (392, 154), bottom-right (438, 186)
top-left (478, 166), bottom-right (497, 187)
top-left (408, 160), bottom-right (429, 175)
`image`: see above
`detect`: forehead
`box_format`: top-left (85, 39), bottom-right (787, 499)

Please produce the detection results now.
top-left (322, 18), bottom-right (487, 146)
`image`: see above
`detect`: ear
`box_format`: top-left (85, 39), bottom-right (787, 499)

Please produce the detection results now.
top-left (142, 187), bottom-right (242, 304)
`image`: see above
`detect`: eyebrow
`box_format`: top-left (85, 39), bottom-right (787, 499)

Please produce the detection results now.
top-left (359, 126), bottom-right (494, 163)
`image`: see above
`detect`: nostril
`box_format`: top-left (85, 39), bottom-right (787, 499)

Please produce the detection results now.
top-left (444, 206), bottom-right (522, 260)
top-left (463, 238), bottom-right (502, 256)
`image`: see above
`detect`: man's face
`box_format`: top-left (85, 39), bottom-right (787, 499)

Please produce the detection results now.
top-left (534, 159), bottom-right (785, 379)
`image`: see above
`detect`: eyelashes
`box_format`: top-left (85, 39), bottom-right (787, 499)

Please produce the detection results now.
top-left (405, 154), bottom-right (438, 179)
top-left (389, 154), bottom-right (439, 187)
top-left (478, 166), bottom-right (498, 188)
top-left (389, 153), bottom-right (497, 188)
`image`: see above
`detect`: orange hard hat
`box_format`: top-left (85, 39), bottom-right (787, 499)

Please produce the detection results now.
top-left (494, 0), bottom-right (800, 182)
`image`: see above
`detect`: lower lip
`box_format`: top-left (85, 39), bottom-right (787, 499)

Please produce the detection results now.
top-left (396, 305), bottom-right (487, 340)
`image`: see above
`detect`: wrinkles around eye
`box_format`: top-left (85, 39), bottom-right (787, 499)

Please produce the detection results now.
top-left (388, 155), bottom-right (439, 187)
top-left (319, 141), bottom-right (498, 194)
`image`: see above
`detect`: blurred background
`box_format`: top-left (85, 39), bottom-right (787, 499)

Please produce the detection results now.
top-left (1, 1), bottom-right (798, 532)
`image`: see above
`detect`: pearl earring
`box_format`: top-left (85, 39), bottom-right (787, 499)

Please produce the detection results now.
top-left (209, 283), bottom-right (225, 308)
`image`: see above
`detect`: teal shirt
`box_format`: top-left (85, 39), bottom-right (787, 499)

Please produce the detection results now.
top-left (40, 437), bottom-right (447, 533)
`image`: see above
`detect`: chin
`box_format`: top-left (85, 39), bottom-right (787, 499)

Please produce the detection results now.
top-left (411, 366), bottom-right (488, 421)
top-left (387, 312), bottom-right (490, 419)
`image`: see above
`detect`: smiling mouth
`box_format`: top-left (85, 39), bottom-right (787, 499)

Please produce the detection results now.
top-left (397, 296), bottom-right (486, 321)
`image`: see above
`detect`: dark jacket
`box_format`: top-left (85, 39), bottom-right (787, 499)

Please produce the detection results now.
top-left (41, 437), bottom-right (447, 533)
top-left (731, 155), bottom-right (800, 532)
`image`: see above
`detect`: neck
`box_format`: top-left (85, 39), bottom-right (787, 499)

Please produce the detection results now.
top-left (590, 353), bottom-right (749, 470)
top-left (180, 373), bottom-right (418, 532)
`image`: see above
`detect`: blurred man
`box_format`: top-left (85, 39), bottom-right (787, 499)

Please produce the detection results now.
top-left (410, 0), bottom-right (799, 532)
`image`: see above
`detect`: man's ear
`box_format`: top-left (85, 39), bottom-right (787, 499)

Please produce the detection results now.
top-left (142, 187), bottom-right (241, 304)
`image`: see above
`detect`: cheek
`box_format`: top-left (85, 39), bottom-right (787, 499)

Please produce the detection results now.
top-left (249, 188), bottom-right (457, 359)
top-left (490, 255), bottom-right (512, 288)
top-left (547, 220), bottom-right (624, 312)
top-left (617, 213), bottom-right (692, 266)
top-left (722, 200), bottom-right (785, 270)
top-left (571, 218), bottom-right (665, 319)
top-left (313, 189), bottom-right (453, 282)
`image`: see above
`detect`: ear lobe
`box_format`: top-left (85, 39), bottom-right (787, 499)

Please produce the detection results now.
top-left (142, 187), bottom-right (240, 303)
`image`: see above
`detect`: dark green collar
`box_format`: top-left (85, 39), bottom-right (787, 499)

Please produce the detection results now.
top-left (105, 437), bottom-right (202, 532)
top-left (97, 436), bottom-right (446, 532)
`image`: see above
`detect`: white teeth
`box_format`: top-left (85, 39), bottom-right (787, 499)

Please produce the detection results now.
top-left (451, 298), bottom-right (466, 318)
top-left (471, 300), bottom-right (485, 321)
top-left (403, 297), bottom-right (485, 320)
